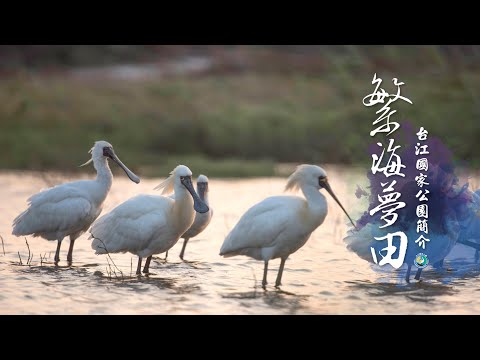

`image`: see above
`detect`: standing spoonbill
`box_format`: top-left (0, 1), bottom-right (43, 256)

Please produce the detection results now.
top-left (219, 164), bottom-right (356, 288)
top-left (12, 140), bottom-right (140, 265)
top-left (164, 174), bottom-right (213, 260)
top-left (89, 165), bottom-right (209, 275)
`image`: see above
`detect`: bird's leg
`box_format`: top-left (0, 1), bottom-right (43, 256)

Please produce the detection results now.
top-left (405, 265), bottom-right (412, 283)
top-left (262, 261), bottom-right (269, 289)
top-left (275, 258), bottom-right (287, 288)
top-left (164, 251), bottom-right (168, 260)
top-left (136, 257), bottom-right (143, 275)
top-left (54, 239), bottom-right (63, 265)
top-left (414, 268), bottom-right (423, 281)
top-left (143, 256), bottom-right (152, 274)
top-left (179, 238), bottom-right (190, 260)
top-left (67, 237), bottom-right (76, 265)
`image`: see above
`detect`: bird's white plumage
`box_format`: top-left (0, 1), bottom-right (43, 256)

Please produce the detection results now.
top-left (13, 184), bottom-right (96, 240)
top-left (197, 174), bottom-right (209, 183)
top-left (90, 165), bottom-right (198, 259)
top-left (13, 141), bottom-right (118, 242)
top-left (90, 195), bottom-right (172, 257)
top-left (460, 189), bottom-right (480, 241)
top-left (182, 210), bottom-right (213, 239)
top-left (220, 195), bottom-right (318, 261)
top-left (182, 174), bottom-right (213, 239)
top-left (220, 165), bottom-right (332, 262)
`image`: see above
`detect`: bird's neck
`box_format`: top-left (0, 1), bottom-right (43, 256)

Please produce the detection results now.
top-left (172, 187), bottom-right (195, 231)
top-left (200, 191), bottom-right (209, 205)
top-left (94, 157), bottom-right (113, 189)
top-left (301, 184), bottom-right (328, 223)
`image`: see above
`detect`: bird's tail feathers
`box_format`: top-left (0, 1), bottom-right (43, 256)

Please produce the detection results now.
top-left (12, 209), bottom-right (31, 236)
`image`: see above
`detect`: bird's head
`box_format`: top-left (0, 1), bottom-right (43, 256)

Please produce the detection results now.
top-left (154, 165), bottom-right (209, 214)
top-left (80, 140), bottom-right (140, 184)
top-left (285, 164), bottom-right (356, 228)
top-left (196, 174), bottom-right (209, 201)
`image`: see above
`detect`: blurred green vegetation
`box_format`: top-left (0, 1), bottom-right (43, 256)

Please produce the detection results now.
top-left (1, 45), bottom-right (479, 177)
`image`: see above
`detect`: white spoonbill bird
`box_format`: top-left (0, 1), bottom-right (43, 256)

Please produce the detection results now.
top-left (344, 220), bottom-right (459, 283)
top-left (164, 174), bottom-right (213, 260)
top-left (219, 164), bottom-right (356, 288)
top-left (12, 141), bottom-right (140, 265)
top-left (89, 165), bottom-right (209, 275)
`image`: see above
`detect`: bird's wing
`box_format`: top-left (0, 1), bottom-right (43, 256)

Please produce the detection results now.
top-left (26, 181), bottom-right (90, 207)
top-left (220, 196), bottom-right (302, 255)
top-left (13, 194), bottom-right (92, 237)
top-left (90, 195), bottom-right (170, 254)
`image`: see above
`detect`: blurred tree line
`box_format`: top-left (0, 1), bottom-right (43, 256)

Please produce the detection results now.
top-left (1, 45), bottom-right (479, 176)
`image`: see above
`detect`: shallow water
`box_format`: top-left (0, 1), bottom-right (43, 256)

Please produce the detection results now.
top-left (1, 167), bottom-right (480, 315)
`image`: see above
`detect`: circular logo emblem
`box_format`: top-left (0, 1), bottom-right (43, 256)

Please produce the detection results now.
top-left (414, 253), bottom-right (429, 269)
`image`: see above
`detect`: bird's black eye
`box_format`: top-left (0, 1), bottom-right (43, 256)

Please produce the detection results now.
top-left (318, 176), bottom-right (327, 185)
top-left (103, 147), bottom-right (110, 156)
top-left (180, 176), bottom-right (185, 181)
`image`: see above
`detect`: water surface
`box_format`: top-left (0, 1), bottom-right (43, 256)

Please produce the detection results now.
top-left (1, 167), bottom-right (479, 314)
